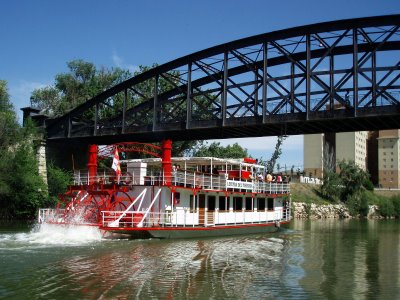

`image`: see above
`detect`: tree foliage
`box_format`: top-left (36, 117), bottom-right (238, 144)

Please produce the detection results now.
top-left (192, 141), bottom-right (249, 158)
top-left (31, 59), bottom-right (131, 116)
top-left (319, 170), bottom-right (342, 202)
top-left (0, 82), bottom-right (50, 219)
top-left (0, 143), bottom-right (48, 219)
top-left (258, 136), bottom-right (286, 174)
top-left (0, 80), bottom-right (19, 148)
top-left (47, 162), bottom-right (72, 205)
top-left (319, 159), bottom-right (374, 216)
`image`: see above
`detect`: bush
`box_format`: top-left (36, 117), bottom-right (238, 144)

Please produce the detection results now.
top-left (47, 162), bottom-right (72, 206)
top-left (378, 197), bottom-right (395, 218)
top-left (363, 178), bottom-right (374, 191)
top-left (320, 170), bottom-right (342, 202)
top-left (346, 190), bottom-right (369, 217)
top-left (390, 195), bottom-right (400, 218)
top-left (0, 144), bottom-right (48, 219)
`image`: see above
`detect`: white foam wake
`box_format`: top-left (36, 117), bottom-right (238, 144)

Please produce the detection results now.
top-left (1, 223), bottom-right (103, 247)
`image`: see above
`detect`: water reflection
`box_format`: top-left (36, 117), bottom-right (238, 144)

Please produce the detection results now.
top-left (0, 220), bottom-right (399, 299)
top-left (293, 219), bottom-right (400, 299)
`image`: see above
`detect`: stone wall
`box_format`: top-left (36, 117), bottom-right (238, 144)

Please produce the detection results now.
top-left (292, 202), bottom-right (380, 219)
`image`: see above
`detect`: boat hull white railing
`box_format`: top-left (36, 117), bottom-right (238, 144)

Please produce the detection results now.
top-left (102, 207), bottom-right (291, 228)
top-left (73, 169), bottom-right (290, 194)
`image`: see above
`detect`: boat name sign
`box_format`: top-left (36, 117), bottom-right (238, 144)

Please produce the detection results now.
top-left (226, 180), bottom-right (253, 190)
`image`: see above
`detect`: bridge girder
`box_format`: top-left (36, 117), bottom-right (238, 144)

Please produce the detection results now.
top-left (46, 15), bottom-right (400, 145)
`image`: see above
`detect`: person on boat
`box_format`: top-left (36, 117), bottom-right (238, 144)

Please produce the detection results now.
top-left (277, 173), bottom-right (283, 183)
top-left (265, 174), bottom-right (273, 182)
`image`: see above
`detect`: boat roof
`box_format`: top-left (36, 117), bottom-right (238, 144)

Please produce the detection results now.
top-left (121, 157), bottom-right (265, 169)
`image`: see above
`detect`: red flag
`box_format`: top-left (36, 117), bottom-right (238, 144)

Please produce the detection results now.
top-left (111, 147), bottom-right (121, 183)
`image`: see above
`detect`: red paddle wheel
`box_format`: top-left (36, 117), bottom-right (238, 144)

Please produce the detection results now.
top-left (50, 140), bottom-right (171, 226)
top-left (55, 184), bottom-right (136, 225)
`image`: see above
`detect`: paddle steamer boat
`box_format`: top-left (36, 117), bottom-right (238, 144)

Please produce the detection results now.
top-left (38, 141), bottom-right (291, 239)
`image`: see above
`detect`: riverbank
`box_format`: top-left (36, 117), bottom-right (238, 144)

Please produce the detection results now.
top-left (290, 183), bottom-right (400, 219)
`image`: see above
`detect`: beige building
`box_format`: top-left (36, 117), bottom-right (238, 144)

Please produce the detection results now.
top-left (304, 130), bottom-right (400, 189)
top-left (336, 131), bottom-right (368, 171)
top-left (304, 131), bottom-right (368, 178)
top-left (377, 130), bottom-right (400, 189)
top-left (303, 134), bottom-right (324, 178)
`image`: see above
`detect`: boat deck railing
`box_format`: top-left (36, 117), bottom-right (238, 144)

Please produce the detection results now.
top-left (102, 207), bottom-right (291, 229)
top-left (38, 208), bottom-right (65, 223)
top-left (73, 169), bottom-right (290, 194)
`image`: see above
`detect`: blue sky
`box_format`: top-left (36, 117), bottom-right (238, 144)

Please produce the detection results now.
top-left (1, 0), bottom-right (399, 169)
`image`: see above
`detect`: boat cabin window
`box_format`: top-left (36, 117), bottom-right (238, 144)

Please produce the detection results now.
top-left (257, 198), bottom-right (266, 210)
top-left (245, 197), bottom-right (252, 211)
top-left (233, 197), bottom-right (243, 211)
top-left (267, 198), bottom-right (274, 211)
top-left (219, 196), bottom-right (227, 211)
top-left (174, 192), bottom-right (180, 205)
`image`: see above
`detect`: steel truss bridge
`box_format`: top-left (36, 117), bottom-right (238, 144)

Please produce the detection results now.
top-left (46, 15), bottom-right (400, 145)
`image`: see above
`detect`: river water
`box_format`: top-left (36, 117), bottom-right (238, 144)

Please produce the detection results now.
top-left (0, 219), bottom-right (399, 299)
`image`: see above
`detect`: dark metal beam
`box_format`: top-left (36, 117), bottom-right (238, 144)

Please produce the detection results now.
top-left (222, 51), bottom-right (228, 126)
top-left (353, 28), bottom-right (359, 117)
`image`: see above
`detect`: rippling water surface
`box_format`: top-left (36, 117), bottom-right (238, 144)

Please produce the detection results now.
top-left (0, 220), bottom-right (399, 299)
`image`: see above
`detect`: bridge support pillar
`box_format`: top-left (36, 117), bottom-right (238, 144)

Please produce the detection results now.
top-left (162, 139), bottom-right (172, 186)
top-left (36, 139), bottom-right (48, 193)
top-left (87, 144), bottom-right (98, 185)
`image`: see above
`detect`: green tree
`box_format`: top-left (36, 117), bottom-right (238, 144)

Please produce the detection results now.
top-left (31, 59), bottom-right (132, 116)
top-left (264, 136), bottom-right (286, 174)
top-left (0, 80), bottom-right (19, 148)
top-left (319, 159), bottom-right (374, 216)
top-left (319, 170), bottom-right (342, 202)
top-left (391, 195), bottom-right (400, 218)
top-left (0, 81), bottom-right (50, 219)
top-left (192, 141), bottom-right (249, 158)
top-left (47, 162), bottom-right (72, 205)
top-left (346, 190), bottom-right (370, 217)
top-left (3, 143), bottom-right (48, 219)
top-left (338, 160), bottom-right (371, 200)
